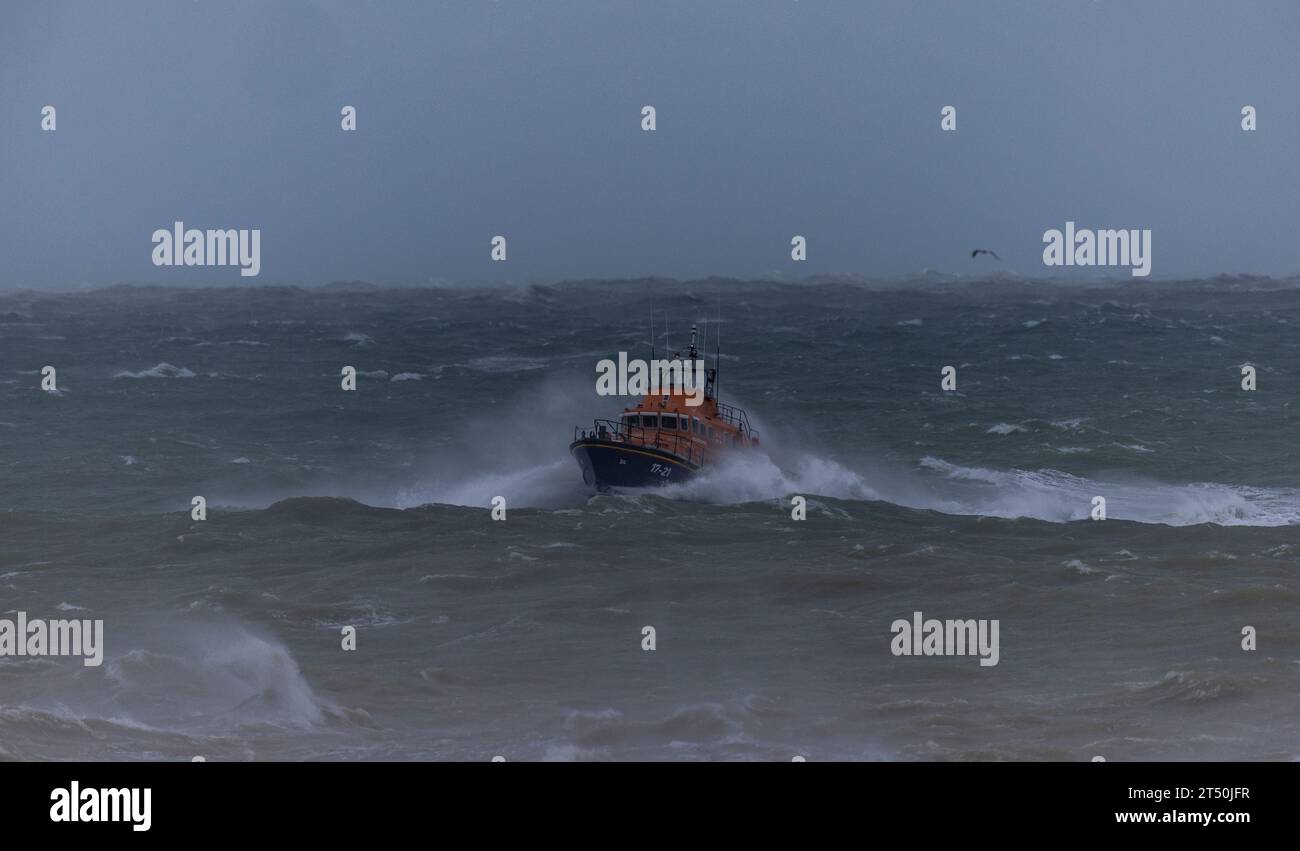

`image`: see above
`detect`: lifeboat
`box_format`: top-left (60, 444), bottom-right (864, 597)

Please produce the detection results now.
top-left (570, 325), bottom-right (759, 490)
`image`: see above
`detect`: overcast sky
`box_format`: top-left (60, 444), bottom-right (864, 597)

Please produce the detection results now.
top-left (1, 0), bottom-right (1297, 288)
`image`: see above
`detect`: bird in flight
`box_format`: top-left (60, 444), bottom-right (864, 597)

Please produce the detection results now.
top-left (971, 249), bottom-right (1001, 261)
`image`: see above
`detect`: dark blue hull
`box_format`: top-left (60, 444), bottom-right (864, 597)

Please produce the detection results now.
top-left (569, 439), bottom-right (700, 490)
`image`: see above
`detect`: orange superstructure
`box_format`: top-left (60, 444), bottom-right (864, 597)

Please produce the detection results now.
top-left (571, 325), bottom-right (758, 489)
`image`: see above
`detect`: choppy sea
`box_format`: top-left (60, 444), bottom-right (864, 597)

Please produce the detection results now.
top-left (2, 276), bottom-right (1299, 760)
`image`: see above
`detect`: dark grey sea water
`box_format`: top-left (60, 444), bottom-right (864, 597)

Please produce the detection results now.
top-left (2, 276), bottom-right (1299, 760)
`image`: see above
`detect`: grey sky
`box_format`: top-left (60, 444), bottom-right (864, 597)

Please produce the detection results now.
top-left (1, 0), bottom-right (1296, 288)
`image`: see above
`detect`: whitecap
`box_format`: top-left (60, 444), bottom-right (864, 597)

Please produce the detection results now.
top-left (113, 363), bottom-right (196, 379)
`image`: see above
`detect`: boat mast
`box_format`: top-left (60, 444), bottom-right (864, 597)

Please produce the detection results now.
top-left (715, 298), bottom-right (721, 400)
top-left (702, 318), bottom-right (709, 393)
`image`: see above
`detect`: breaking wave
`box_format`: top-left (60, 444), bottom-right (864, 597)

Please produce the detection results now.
top-left (914, 457), bottom-right (1300, 526)
top-left (113, 362), bottom-right (196, 379)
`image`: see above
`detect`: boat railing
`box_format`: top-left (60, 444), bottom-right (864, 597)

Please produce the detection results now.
top-left (574, 418), bottom-right (709, 466)
top-left (715, 402), bottom-right (759, 442)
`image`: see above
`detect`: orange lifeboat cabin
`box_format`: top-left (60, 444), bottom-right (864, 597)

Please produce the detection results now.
top-left (571, 326), bottom-right (758, 490)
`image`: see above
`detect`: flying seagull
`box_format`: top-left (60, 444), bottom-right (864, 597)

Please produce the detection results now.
top-left (971, 249), bottom-right (1001, 261)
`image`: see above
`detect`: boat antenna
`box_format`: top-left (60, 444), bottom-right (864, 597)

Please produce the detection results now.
top-left (715, 297), bottom-right (721, 399)
top-left (649, 308), bottom-right (654, 360)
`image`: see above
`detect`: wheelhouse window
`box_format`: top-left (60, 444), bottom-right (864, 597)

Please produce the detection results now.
top-left (641, 415), bottom-right (658, 428)
top-left (660, 415), bottom-right (678, 429)
top-left (680, 418), bottom-right (691, 430)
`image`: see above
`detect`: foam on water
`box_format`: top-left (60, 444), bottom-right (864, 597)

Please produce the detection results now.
top-left (663, 449), bottom-right (879, 504)
top-left (916, 457), bottom-right (1300, 526)
top-left (113, 362), bottom-right (196, 379)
